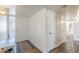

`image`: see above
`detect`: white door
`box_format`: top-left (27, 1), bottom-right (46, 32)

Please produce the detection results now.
top-left (47, 10), bottom-right (56, 51)
top-left (61, 16), bottom-right (66, 43)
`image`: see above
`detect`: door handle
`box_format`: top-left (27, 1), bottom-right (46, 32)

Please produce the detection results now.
top-left (49, 32), bottom-right (52, 35)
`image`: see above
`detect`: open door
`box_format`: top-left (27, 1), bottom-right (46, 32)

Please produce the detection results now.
top-left (55, 14), bottom-right (66, 48)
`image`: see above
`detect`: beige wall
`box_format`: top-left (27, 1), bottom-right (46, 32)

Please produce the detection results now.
top-left (16, 16), bottom-right (29, 42)
top-left (56, 14), bottom-right (63, 47)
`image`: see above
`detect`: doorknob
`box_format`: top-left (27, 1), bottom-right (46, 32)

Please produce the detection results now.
top-left (49, 32), bottom-right (52, 35)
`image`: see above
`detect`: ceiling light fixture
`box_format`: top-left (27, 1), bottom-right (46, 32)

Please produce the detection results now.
top-left (0, 5), bottom-right (9, 16)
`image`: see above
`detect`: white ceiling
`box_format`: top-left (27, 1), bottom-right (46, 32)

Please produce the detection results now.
top-left (16, 5), bottom-right (63, 17)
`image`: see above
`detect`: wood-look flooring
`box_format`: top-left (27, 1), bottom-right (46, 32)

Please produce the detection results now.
top-left (17, 40), bottom-right (42, 53)
top-left (50, 40), bottom-right (79, 53)
top-left (17, 40), bottom-right (79, 53)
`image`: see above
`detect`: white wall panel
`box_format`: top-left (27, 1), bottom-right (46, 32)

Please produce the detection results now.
top-left (16, 17), bottom-right (29, 42)
top-left (29, 8), bottom-right (48, 52)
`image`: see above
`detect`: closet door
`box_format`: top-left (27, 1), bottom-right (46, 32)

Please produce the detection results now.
top-left (47, 10), bottom-right (56, 51)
